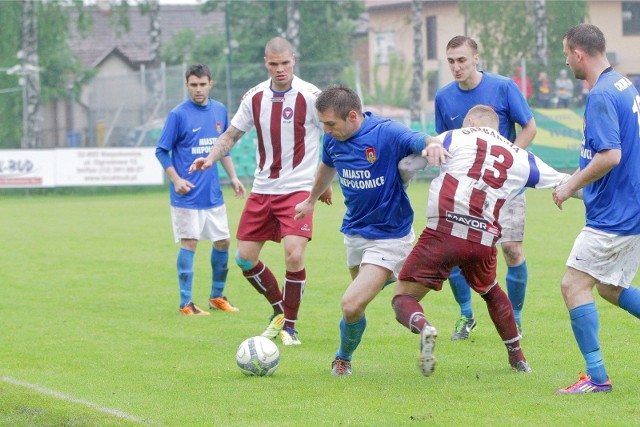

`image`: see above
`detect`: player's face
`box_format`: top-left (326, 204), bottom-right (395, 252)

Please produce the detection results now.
top-left (563, 39), bottom-right (585, 80)
top-left (318, 109), bottom-right (358, 142)
top-left (186, 75), bottom-right (213, 106)
top-left (265, 51), bottom-right (296, 92)
top-left (446, 44), bottom-right (479, 84)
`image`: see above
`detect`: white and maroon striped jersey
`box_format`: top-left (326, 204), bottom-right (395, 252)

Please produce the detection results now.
top-left (231, 76), bottom-right (322, 195)
top-left (427, 127), bottom-right (568, 246)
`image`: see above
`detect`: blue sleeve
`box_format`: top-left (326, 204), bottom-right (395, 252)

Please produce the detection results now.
top-left (506, 80), bottom-right (534, 126)
top-left (155, 146), bottom-right (172, 170)
top-left (322, 135), bottom-right (334, 167)
top-left (587, 92), bottom-right (621, 152)
top-left (387, 121), bottom-right (427, 157)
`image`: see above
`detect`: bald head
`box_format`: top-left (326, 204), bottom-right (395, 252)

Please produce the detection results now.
top-left (463, 105), bottom-right (499, 131)
top-left (265, 37), bottom-right (294, 56)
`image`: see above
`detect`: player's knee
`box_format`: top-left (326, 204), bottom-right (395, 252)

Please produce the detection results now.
top-left (501, 243), bottom-right (524, 265)
top-left (235, 250), bottom-right (253, 271)
top-left (341, 297), bottom-right (364, 320)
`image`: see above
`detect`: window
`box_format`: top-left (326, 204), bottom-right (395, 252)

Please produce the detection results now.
top-left (375, 31), bottom-right (395, 65)
top-left (623, 1), bottom-right (640, 35)
top-left (426, 16), bottom-right (437, 60)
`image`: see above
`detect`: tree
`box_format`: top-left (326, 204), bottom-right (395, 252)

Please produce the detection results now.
top-left (459, 0), bottom-right (587, 78)
top-left (410, 0), bottom-right (424, 123)
top-left (0, 0), bottom-right (93, 149)
top-left (201, 0), bottom-right (364, 108)
top-left (22, 0), bottom-right (42, 149)
top-left (533, 0), bottom-right (548, 67)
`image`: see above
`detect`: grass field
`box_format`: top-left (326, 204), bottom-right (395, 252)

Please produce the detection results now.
top-left (1, 182), bottom-right (638, 426)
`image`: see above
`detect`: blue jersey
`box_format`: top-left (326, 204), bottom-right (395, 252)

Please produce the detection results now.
top-left (582, 69), bottom-right (640, 235)
top-left (435, 72), bottom-right (533, 142)
top-left (156, 98), bottom-right (228, 209)
top-left (322, 113), bottom-right (426, 239)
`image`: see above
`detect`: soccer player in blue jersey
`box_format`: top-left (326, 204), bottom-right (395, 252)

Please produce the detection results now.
top-left (434, 36), bottom-right (537, 339)
top-left (294, 85), bottom-right (429, 376)
top-left (156, 64), bottom-right (246, 316)
top-left (552, 24), bottom-right (640, 394)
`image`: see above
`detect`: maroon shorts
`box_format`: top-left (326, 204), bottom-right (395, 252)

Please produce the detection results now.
top-left (236, 191), bottom-right (313, 243)
top-left (398, 228), bottom-right (498, 294)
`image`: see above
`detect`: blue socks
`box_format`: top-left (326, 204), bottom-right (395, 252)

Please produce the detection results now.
top-left (210, 247), bottom-right (229, 299)
top-left (506, 261), bottom-right (528, 327)
top-left (570, 303), bottom-right (608, 384)
top-left (177, 248), bottom-right (195, 308)
top-left (618, 286), bottom-right (640, 318)
top-left (449, 267), bottom-right (473, 318)
top-left (336, 316), bottom-right (367, 361)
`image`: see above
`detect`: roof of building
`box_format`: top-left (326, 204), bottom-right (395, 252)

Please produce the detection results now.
top-left (69, 4), bottom-right (224, 68)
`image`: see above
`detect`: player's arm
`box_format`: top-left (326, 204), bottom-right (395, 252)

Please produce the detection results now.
top-left (552, 148), bottom-right (621, 209)
top-left (294, 162), bottom-right (336, 219)
top-left (219, 156), bottom-right (246, 199)
top-left (422, 135), bottom-right (451, 166)
top-left (156, 146), bottom-right (194, 195)
top-left (189, 126), bottom-right (245, 173)
top-left (513, 117), bottom-right (537, 149)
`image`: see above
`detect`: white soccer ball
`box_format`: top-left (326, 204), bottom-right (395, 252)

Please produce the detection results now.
top-left (236, 336), bottom-right (280, 377)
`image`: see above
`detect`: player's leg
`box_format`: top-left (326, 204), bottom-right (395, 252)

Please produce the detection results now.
top-left (499, 193), bottom-right (528, 332)
top-left (171, 207), bottom-right (209, 316)
top-left (393, 228), bottom-right (448, 376)
top-left (448, 267), bottom-right (476, 340)
top-left (464, 245), bottom-right (529, 372)
top-left (555, 267), bottom-right (611, 393)
top-left (332, 263), bottom-right (391, 376)
top-left (555, 228), bottom-right (623, 393)
top-left (235, 194), bottom-right (284, 333)
top-left (603, 284), bottom-right (640, 317)
top-left (200, 204), bottom-right (238, 312)
top-left (274, 191), bottom-right (314, 345)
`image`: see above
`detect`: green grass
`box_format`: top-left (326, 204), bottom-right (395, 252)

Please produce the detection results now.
top-left (1, 182), bottom-right (639, 426)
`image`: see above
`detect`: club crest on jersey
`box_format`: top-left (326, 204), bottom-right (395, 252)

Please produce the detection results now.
top-left (282, 107), bottom-right (294, 121)
top-left (365, 147), bottom-right (376, 164)
top-left (216, 121), bottom-right (222, 133)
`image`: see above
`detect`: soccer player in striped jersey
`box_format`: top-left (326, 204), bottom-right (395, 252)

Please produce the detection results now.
top-left (294, 85), bottom-right (429, 376)
top-left (155, 64), bottom-right (246, 316)
top-left (435, 36), bottom-right (537, 340)
top-left (190, 37), bottom-right (331, 345)
top-left (393, 105), bottom-right (570, 376)
top-left (552, 24), bottom-right (640, 394)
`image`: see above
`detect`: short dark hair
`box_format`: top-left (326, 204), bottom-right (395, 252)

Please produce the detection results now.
top-left (564, 24), bottom-right (606, 57)
top-left (446, 35), bottom-right (478, 53)
top-left (315, 85), bottom-right (362, 120)
top-left (185, 64), bottom-right (212, 82)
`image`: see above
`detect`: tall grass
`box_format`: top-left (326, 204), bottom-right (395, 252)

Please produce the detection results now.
top-left (1, 182), bottom-right (638, 426)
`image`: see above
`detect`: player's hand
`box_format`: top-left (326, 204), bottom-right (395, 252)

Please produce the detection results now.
top-left (230, 178), bottom-right (246, 199)
top-left (318, 187), bottom-right (333, 205)
top-left (422, 143), bottom-right (451, 167)
top-left (294, 198), bottom-right (314, 220)
top-left (552, 184), bottom-right (572, 210)
top-left (189, 157), bottom-right (212, 173)
top-left (173, 177), bottom-right (195, 195)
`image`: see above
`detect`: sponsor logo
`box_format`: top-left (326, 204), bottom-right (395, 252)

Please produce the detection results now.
top-left (300, 223), bottom-right (311, 232)
top-left (192, 127), bottom-right (201, 132)
top-left (450, 115), bottom-right (460, 121)
top-left (445, 211), bottom-right (499, 235)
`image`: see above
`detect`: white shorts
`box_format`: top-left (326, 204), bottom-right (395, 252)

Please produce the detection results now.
top-left (344, 230), bottom-right (415, 280)
top-left (170, 205), bottom-right (230, 243)
top-left (566, 226), bottom-right (640, 287)
top-left (497, 192), bottom-right (526, 244)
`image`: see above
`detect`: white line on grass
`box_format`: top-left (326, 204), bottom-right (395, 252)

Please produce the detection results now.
top-left (2, 376), bottom-right (151, 424)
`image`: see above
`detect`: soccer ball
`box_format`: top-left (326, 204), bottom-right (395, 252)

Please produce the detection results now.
top-left (236, 336), bottom-right (280, 377)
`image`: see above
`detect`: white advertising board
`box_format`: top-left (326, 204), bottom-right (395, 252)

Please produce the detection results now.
top-left (0, 149), bottom-right (56, 188)
top-left (0, 148), bottom-right (164, 188)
